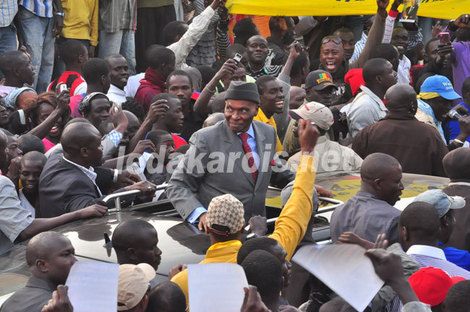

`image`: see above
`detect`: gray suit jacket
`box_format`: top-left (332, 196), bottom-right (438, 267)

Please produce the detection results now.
top-left (167, 120), bottom-right (295, 221)
top-left (0, 276), bottom-right (55, 312)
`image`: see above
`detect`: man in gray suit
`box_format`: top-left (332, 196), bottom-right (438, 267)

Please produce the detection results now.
top-left (167, 82), bottom-right (295, 231)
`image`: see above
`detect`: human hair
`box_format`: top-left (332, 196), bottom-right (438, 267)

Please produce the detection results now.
top-left (227, 44), bottom-right (246, 59)
top-left (443, 280), bottom-right (470, 312)
top-left (83, 58), bottom-right (109, 85)
top-left (209, 92), bottom-right (227, 113)
top-left (33, 92), bottom-right (70, 127)
top-left (112, 219), bottom-right (157, 252)
top-left (233, 18), bottom-right (259, 46)
top-left (237, 237), bottom-right (279, 264)
top-left (18, 134), bottom-right (45, 154)
top-left (196, 65), bottom-right (216, 89)
top-left (333, 27), bottom-right (354, 35)
top-left (362, 58), bottom-right (391, 86)
top-left (425, 38), bottom-right (440, 54)
top-left (25, 232), bottom-right (66, 266)
top-left (241, 250), bottom-right (282, 303)
top-left (78, 93), bottom-right (108, 116)
top-left (291, 51), bottom-right (309, 78)
top-left (255, 75), bottom-right (277, 95)
top-left (269, 17), bottom-right (286, 33)
top-left (122, 99), bottom-right (146, 122)
top-left (59, 39), bottom-right (87, 65)
top-left (147, 281), bottom-right (186, 312)
top-left (360, 152), bottom-right (401, 181)
top-left (22, 151), bottom-right (47, 167)
top-left (442, 147), bottom-right (470, 180)
top-left (166, 70), bottom-right (193, 88)
top-left (162, 21), bottom-right (188, 46)
top-left (146, 129), bottom-right (171, 146)
top-left (145, 45), bottom-right (175, 70)
top-left (0, 50), bottom-right (28, 74)
top-left (371, 44), bottom-right (399, 63)
top-left (399, 202), bottom-right (440, 241)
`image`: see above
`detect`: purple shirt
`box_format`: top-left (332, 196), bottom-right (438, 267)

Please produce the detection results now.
top-left (452, 42), bottom-right (470, 97)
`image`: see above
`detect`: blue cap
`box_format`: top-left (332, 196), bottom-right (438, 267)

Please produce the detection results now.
top-left (420, 75), bottom-right (461, 100)
top-left (413, 189), bottom-right (465, 218)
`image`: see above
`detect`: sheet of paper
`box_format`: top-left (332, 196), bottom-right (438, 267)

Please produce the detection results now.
top-left (188, 263), bottom-right (248, 312)
top-left (292, 244), bottom-right (384, 312)
top-left (66, 261), bottom-right (119, 312)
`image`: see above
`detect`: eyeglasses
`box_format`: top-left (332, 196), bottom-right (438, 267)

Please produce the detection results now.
top-left (322, 36), bottom-right (342, 45)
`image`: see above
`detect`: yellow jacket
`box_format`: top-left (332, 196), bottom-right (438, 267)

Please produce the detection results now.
top-left (253, 109), bottom-right (284, 153)
top-left (171, 155), bottom-right (315, 305)
top-left (61, 0), bottom-right (99, 46)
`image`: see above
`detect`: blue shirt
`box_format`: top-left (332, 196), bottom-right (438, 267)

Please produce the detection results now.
top-left (437, 242), bottom-right (470, 271)
top-left (444, 102), bottom-right (470, 143)
top-left (417, 99), bottom-right (447, 143)
top-left (0, 0), bottom-right (18, 26)
top-left (19, 0), bottom-right (53, 18)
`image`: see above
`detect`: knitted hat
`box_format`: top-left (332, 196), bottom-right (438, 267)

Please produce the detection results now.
top-left (225, 81), bottom-right (260, 104)
top-left (117, 263), bottom-right (155, 311)
top-left (290, 101), bottom-right (334, 130)
top-left (206, 194), bottom-right (245, 235)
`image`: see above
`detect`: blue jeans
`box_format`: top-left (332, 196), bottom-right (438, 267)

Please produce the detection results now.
top-left (16, 7), bottom-right (55, 93)
top-left (98, 29), bottom-right (136, 75)
top-left (0, 24), bottom-right (18, 78)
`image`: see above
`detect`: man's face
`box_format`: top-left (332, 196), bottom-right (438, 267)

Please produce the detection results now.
top-left (134, 229), bottom-right (162, 271)
top-left (320, 42), bottom-right (344, 74)
top-left (84, 132), bottom-right (104, 167)
top-left (425, 40), bottom-right (440, 63)
top-left (305, 86), bottom-right (336, 106)
top-left (0, 105), bottom-right (9, 127)
top-left (260, 80), bottom-right (284, 116)
top-left (165, 98), bottom-right (184, 133)
top-left (18, 54), bottom-right (35, 86)
top-left (289, 87), bottom-right (306, 109)
top-left (6, 136), bottom-right (23, 164)
top-left (378, 61), bottom-right (398, 91)
top-left (246, 36), bottom-right (269, 65)
top-left (108, 56), bottom-right (129, 90)
top-left (337, 31), bottom-right (355, 60)
top-left (156, 134), bottom-right (175, 165)
top-left (20, 160), bottom-right (44, 193)
top-left (87, 98), bottom-right (111, 129)
top-left (167, 75), bottom-right (193, 109)
top-left (430, 97), bottom-right (453, 122)
top-left (225, 100), bottom-right (259, 133)
top-left (391, 29), bottom-right (409, 56)
top-left (377, 165), bottom-right (404, 206)
top-left (45, 237), bottom-right (77, 285)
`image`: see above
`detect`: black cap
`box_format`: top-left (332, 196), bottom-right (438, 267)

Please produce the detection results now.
top-left (225, 81), bottom-right (260, 104)
top-left (305, 70), bottom-right (338, 91)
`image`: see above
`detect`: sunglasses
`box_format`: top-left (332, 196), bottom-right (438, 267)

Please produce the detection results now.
top-left (322, 37), bottom-right (342, 45)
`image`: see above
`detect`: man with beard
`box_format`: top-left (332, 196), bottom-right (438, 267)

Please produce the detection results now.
top-left (106, 54), bottom-right (130, 104)
top-left (38, 122), bottom-right (157, 217)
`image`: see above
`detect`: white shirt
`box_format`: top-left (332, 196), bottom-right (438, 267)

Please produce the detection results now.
top-left (406, 244), bottom-right (446, 260)
top-left (62, 156), bottom-right (102, 196)
top-left (347, 85), bottom-right (388, 137)
top-left (398, 56), bottom-right (411, 84)
top-left (107, 84), bottom-right (127, 104)
top-left (124, 73), bottom-right (145, 98)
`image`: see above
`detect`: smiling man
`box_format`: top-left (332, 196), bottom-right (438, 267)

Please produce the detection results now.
top-left (245, 35), bottom-right (283, 80)
top-left (167, 81), bottom-right (295, 229)
top-left (330, 152), bottom-right (404, 244)
top-left (106, 54), bottom-right (130, 104)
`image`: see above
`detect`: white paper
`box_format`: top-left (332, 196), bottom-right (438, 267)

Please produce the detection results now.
top-left (188, 263), bottom-right (248, 312)
top-left (292, 244), bottom-right (384, 312)
top-left (66, 261), bottom-right (119, 312)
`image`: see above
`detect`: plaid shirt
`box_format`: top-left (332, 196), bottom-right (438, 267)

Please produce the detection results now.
top-left (19, 0), bottom-right (53, 18)
top-left (0, 0), bottom-right (18, 27)
top-left (99, 0), bottom-right (137, 32)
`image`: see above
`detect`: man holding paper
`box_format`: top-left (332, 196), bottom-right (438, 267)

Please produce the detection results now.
top-left (171, 118), bottom-right (319, 306)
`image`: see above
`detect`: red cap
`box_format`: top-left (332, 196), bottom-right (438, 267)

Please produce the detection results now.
top-left (409, 267), bottom-right (463, 306)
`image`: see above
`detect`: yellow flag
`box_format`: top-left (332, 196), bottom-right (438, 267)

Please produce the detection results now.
top-left (226, 0), bottom-right (470, 20)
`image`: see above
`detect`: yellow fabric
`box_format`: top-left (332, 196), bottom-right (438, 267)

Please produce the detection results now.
top-left (417, 92), bottom-right (441, 100)
top-left (171, 155), bottom-right (316, 307)
top-left (225, 0), bottom-right (469, 19)
top-left (253, 109), bottom-right (284, 153)
top-left (61, 0), bottom-right (99, 46)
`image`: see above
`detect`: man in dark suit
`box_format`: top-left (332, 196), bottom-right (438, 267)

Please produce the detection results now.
top-left (38, 122), bottom-right (157, 218)
top-left (166, 82), bottom-right (295, 231)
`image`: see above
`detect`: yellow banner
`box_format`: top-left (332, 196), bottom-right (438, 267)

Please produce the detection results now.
top-left (226, 0), bottom-right (470, 20)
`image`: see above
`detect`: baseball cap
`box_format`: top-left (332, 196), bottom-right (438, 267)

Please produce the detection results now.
top-left (206, 194), bottom-right (245, 235)
top-left (409, 267), bottom-right (462, 306)
top-left (290, 101), bottom-right (334, 131)
top-left (420, 75), bottom-right (461, 100)
top-left (305, 70), bottom-right (338, 91)
top-left (413, 189), bottom-right (465, 218)
top-left (118, 263), bottom-right (156, 311)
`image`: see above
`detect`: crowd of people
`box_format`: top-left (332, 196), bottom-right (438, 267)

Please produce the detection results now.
top-left (1, 0), bottom-right (470, 311)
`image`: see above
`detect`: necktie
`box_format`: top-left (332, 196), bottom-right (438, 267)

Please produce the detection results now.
top-left (239, 132), bottom-right (258, 183)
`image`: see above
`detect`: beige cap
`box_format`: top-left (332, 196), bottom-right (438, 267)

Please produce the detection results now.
top-left (117, 263), bottom-right (156, 311)
top-left (206, 194), bottom-right (245, 235)
top-left (290, 101), bottom-right (334, 131)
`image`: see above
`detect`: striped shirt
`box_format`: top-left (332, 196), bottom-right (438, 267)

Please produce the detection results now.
top-left (99, 0), bottom-right (137, 33)
top-left (407, 245), bottom-right (470, 279)
top-left (19, 0), bottom-right (53, 18)
top-left (0, 0), bottom-right (18, 27)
